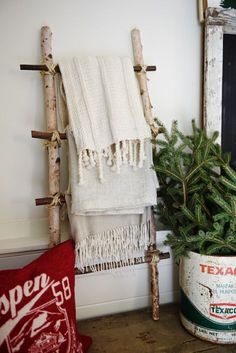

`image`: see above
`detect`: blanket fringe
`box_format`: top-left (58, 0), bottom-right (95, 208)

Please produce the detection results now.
top-left (78, 139), bottom-right (146, 184)
top-left (75, 221), bottom-right (150, 272)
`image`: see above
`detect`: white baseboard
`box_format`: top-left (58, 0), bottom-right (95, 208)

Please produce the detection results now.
top-left (0, 230), bottom-right (179, 320)
top-left (76, 290), bottom-right (180, 321)
top-left (75, 245), bottom-right (179, 320)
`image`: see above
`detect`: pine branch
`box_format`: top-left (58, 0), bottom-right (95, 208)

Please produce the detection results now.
top-left (220, 0), bottom-right (236, 9)
top-left (153, 119), bottom-right (236, 257)
top-left (222, 164), bottom-right (236, 182)
top-left (153, 166), bottom-right (183, 182)
top-left (186, 157), bottom-right (218, 182)
top-left (220, 175), bottom-right (236, 191)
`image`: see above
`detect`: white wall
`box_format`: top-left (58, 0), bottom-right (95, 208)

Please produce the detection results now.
top-left (208, 0), bottom-right (222, 7)
top-left (0, 0), bottom-right (201, 249)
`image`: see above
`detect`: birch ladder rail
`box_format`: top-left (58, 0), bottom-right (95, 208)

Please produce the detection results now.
top-left (20, 26), bottom-right (169, 321)
top-left (131, 28), bottom-right (160, 321)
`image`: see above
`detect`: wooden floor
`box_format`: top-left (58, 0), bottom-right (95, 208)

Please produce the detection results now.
top-left (78, 304), bottom-right (236, 353)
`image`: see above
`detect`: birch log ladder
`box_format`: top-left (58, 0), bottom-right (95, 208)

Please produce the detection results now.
top-left (41, 26), bottom-right (60, 248)
top-left (20, 26), bottom-right (169, 321)
top-left (131, 28), bottom-right (160, 321)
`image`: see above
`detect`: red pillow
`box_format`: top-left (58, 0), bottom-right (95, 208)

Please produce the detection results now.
top-left (0, 240), bottom-right (92, 353)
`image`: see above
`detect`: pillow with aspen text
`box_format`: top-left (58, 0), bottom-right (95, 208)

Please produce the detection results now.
top-left (0, 239), bottom-right (92, 353)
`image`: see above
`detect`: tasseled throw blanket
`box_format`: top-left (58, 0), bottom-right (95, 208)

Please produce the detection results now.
top-left (58, 56), bottom-right (158, 271)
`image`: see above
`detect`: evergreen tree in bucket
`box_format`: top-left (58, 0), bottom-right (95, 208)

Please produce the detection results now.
top-left (152, 119), bottom-right (236, 260)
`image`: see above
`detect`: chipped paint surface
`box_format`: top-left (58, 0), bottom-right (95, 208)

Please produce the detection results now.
top-left (204, 24), bottom-right (223, 144)
top-left (204, 7), bottom-right (236, 146)
top-left (179, 251), bottom-right (236, 344)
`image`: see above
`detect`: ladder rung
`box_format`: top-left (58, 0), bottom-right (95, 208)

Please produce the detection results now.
top-left (20, 64), bottom-right (156, 73)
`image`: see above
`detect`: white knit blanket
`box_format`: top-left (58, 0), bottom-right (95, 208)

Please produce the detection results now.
top-left (58, 56), bottom-right (158, 270)
top-left (66, 194), bottom-right (152, 271)
top-left (59, 56), bottom-right (151, 183)
top-left (66, 127), bottom-right (157, 270)
top-left (66, 127), bottom-right (158, 215)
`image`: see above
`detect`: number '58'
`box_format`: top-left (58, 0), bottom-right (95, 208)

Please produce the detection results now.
top-left (52, 276), bottom-right (71, 305)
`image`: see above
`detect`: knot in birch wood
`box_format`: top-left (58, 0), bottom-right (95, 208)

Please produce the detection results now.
top-left (149, 249), bottom-right (160, 264)
top-left (43, 130), bottom-right (62, 148)
top-left (137, 65), bottom-right (147, 73)
top-left (47, 193), bottom-right (63, 208)
top-left (150, 124), bottom-right (160, 138)
top-left (40, 63), bottom-right (57, 76)
top-left (50, 130), bottom-right (61, 146)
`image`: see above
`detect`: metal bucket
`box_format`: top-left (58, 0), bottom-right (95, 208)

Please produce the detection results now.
top-left (179, 251), bottom-right (236, 344)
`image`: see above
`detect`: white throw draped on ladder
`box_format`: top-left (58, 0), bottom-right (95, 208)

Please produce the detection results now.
top-left (58, 56), bottom-right (158, 270)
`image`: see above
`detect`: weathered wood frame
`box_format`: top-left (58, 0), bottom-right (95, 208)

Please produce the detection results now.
top-left (198, 0), bottom-right (208, 23)
top-left (204, 7), bottom-right (236, 142)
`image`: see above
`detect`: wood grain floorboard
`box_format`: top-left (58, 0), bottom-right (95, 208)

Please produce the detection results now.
top-left (78, 304), bottom-right (236, 353)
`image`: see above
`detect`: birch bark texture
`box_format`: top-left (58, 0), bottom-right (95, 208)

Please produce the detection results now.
top-left (41, 26), bottom-right (60, 247)
top-left (131, 28), bottom-right (159, 321)
top-left (131, 28), bottom-right (154, 126)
